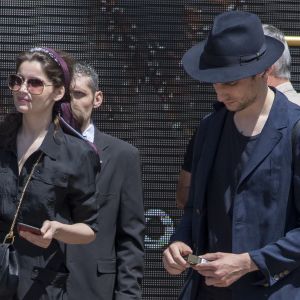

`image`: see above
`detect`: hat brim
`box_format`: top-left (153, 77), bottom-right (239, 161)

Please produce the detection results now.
top-left (182, 36), bottom-right (284, 83)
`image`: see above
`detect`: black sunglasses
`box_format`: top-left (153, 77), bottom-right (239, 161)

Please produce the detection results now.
top-left (8, 74), bottom-right (53, 95)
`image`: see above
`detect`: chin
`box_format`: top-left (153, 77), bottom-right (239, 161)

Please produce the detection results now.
top-left (15, 106), bottom-right (29, 114)
top-left (225, 104), bottom-right (238, 111)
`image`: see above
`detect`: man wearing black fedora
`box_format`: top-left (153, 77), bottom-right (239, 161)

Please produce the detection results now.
top-left (163, 10), bottom-right (300, 300)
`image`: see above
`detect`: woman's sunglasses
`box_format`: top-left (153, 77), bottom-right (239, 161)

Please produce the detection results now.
top-left (8, 74), bottom-right (53, 95)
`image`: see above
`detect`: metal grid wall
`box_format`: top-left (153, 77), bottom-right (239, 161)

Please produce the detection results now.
top-left (0, 1), bottom-right (299, 299)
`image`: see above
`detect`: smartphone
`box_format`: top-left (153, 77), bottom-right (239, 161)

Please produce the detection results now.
top-left (17, 222), bottom-right (42, 235)
top-left (183, 254), bottom-right (208, 265)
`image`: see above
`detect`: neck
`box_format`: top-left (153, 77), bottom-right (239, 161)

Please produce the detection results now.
top-left (267, 75), bottom-right (289, 88)
top-left (256, 87), bottom-right (274, 117)
top-left (237, 85), bottom-right (273, 119)
top-left (17, 113), bottom-right (52, 173)
top-left (81, 119), bottom-right (92, 134)
top-left (234, 87), bottom-right (274, 137)
top-left (20, 113), bottom-right (52, 139)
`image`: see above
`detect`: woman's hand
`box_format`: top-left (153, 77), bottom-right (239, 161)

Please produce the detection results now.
top-left (18, 220), bottom-right (58, 248)
top-left (19, 220), bottom-right (95, 247)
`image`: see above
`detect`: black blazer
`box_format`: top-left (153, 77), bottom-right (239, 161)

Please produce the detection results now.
top-left (67, 128), bottom-right (145, 300)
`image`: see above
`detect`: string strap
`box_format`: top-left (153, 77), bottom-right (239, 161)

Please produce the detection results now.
top-left (3, 152), bottom-right (43, 244)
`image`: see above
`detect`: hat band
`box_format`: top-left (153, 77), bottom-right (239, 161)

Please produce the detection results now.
top-left (200, 43), bottom-right (267, 68)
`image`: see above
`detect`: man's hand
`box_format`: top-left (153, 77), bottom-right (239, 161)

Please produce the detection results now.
top-left (163, 241), bottom-right (193, 275)
top-left (192, 252), bottom-right (258, 287)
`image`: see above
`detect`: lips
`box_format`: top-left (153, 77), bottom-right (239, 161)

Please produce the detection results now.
top-left (17, 97), bottom-right (31, 102)
top-left (223, 100), bottom-right (235, 105)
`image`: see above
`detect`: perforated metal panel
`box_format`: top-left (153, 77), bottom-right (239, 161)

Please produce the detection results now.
top-left (0, 1), bottom-right (299, 298)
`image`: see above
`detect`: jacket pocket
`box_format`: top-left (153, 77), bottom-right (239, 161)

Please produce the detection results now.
top-left (32, 167), bottom-right (68, 187)
top-left (23, 168), bottom-right (69, 220)
top-left (97, 260), bottom-right (116, 274)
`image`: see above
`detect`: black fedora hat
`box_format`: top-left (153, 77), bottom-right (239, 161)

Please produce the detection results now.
top-left (182, 11), bottom-right (284, 83)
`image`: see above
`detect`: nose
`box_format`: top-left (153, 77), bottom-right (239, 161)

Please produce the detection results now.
top-left (18, 79), bottom-right (29, 92)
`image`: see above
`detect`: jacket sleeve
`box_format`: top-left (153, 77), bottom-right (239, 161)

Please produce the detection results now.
top-left (249, 121), bottom-right (300, 287)
top-left (114, 147), bottom-right (145, 300)
top-left (68, 146), bottom-right (101, 232)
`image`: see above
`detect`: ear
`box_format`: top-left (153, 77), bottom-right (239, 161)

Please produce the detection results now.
top-left (268, 65), bottom-right (275, 76)
top-left (53, 86), bottom-right (65, 102)
top-left (93, 91), bottom-right (103, 109)
top-left (266, 65), bottom-right (276, 86)
top-left (256, 67), bottom-right (271, 84)
top-left (262, 67), bottom-right (273, 78)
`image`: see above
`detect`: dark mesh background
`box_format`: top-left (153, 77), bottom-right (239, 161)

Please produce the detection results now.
top-left (0, 1), bottom-right (299, 299)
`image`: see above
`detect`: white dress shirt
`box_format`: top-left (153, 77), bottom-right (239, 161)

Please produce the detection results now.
top-left (82, 123), bottom-right (95, 143)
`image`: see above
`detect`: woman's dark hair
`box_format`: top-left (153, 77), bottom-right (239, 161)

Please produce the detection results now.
top-left (16, 49), bottom-right (74, 102)
top-left (0, 48), bottom-right (75, 146)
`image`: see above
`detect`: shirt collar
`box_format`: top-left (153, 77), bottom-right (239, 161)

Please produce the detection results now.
top-left (3, 122), bottom-right (61, 160)
top-left (276, 82), bottom-right (294, 94)
top-left (82, 123), bottom-right (95, 143)
top-left (39, 123), bottom-right (64, 160)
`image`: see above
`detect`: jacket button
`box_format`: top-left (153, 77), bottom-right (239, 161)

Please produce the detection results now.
top-left (32, 268), bottom-right (39, 279)
top-left (273, 274), bottom-right (280, 281)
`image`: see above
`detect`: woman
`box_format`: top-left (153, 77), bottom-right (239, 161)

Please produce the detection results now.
top-left (0, 48), bottom-right (100, 299)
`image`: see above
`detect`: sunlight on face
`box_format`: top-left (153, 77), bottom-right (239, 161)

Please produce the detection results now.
top-left (13, 60), bottom-right (57, 116)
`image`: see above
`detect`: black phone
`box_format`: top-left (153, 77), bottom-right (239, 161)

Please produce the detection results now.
top-left (17, 222), bottom-right (42, 235)
top-left (183, 254), bottom-right (208, 265)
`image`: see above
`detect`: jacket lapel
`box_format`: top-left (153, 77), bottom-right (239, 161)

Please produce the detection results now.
top-left (93, 128), bottom-right (110, 172)
top-left (237, 95), bottom-right (287, 187)
top-left (199, 109), bottom-right (227, 179)
top-left (194, 106), bottom-right (227, 208)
